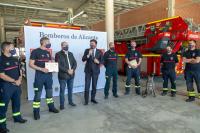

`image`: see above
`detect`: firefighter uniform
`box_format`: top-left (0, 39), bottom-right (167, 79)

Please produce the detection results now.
top-left (0, 55), bottom-right (23, 129)
top-left (183, 49), bottom-right (200, 100)
top-left (103, 50), bottom-right (118, 97)
top-left (160, 53), bottom-right (178, 96)
top-left (125, 50), bottom-right (143, 95)
top-left (30, 48), bottom-right (58, 119)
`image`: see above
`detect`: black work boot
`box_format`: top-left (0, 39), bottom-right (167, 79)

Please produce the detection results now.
top-left (33, 110), bottom-right (40, 120)
top-left (186, 97), bottom-right (195, 102)
top-left (135, 88), bottom-right (141, 95)
top-left (0, 128), bottom-right (9, 133)
top-left (171, 93), bottom-right (176, 97)
top-left (49, 107), bottom-right (59, 113)
top-left (124, 88), bottom-right (130, 95)
top-left (161, 91), bottom-right (167, 96)
top-left (14, 117), bottom-right (27, 123)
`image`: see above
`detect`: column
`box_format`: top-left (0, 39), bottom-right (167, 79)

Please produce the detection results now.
top-left (0, 17), bottom-right (5, 42)
top-left (168, 0), bottom-right (175, 17)
top-left (105, 0), bottom-right (114, 45)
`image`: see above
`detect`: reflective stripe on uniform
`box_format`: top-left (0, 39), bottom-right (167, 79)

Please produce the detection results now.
top-left (105, 76), bottom-right (109, 79)
top-left (0, 118), bottom-right (6, 123)
top-left (162, 88), bottom-right (168, 91)
top-left (33, 102), bottom-right (40, 108)
top-left (188, 91), bottom-right (196, 97)
top-left (13, 112), bottom-right (21, 117)
top-left (0, 103), bottom-right (5, 107)
top-left (135, 86), bottom-right (141, 88)
top-left (125, 85), bottom-right (131, 88)
top-left (34, 88), bottom-right (39, 91)
top-left (46, 98), bottom-right (54, 104)
top-left (171, 89), bottom-right (176, 92)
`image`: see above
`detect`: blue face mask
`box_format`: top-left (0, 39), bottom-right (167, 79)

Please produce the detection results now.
top-left (46, 43), bottom-right (51, 49)
top-left (10, 49), bottom-right (16, 56)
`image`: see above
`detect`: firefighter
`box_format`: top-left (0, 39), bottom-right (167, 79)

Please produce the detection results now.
top-left (29, 37), bottom-right (59, 120)
top-left (125, 40), bottom-right (143, 95)
top-left (183, 40), bottom-right (200, 102)
top-left (103, 42), bottom-right (119, 99)
top-left (0, 42), bottom-right (27, 133)
top-left (160, 46), bottom-right (179, 97)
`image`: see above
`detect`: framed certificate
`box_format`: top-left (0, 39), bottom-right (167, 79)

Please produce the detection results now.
top-left (45, 62), bottom-right (59, 72)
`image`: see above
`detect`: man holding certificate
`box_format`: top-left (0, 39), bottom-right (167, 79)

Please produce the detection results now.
top-left (29, 37), bottom-right (59, 120)
top-left (55, 42), bottom-right (77, 110)
top-left (124, 40), bottom-right (143, 95)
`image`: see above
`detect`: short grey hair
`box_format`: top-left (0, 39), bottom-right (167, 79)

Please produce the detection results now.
top-left (61, 41), bottom-right (68, 46)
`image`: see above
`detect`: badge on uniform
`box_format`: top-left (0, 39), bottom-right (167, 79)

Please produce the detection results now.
top-left (192, 53), bottom-right (195, 57)
top-left (15, 62), bottom-right (18, 65)
top-left (170, 57), bottom-right (173, 60)
top-left (6, 62), bottom-right (10, 66)
top-left (135, 53), bottom-right (138, 56)
top-left (47, 54), bottom-right (49, 57)
top-left (42, 55), bottom-right (44, 57)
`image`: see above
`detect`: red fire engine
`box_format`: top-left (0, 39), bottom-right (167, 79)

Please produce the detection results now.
top-left (115, 16), bottom-right (200, 76)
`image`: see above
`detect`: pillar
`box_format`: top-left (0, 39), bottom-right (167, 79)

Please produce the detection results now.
top-left (168, 0), bottom-right (175, 17)
top-left (0, 17), bottom-right (5, 43)
top-left (105, 0), bottom-right (114, 45)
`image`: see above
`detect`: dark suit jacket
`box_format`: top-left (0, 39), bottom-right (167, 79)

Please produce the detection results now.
top-left (55, 50), bottom-right (77, 80)
top-left (82, 48), bottom-right (103, 74)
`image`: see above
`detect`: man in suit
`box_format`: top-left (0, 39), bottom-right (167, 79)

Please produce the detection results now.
top-left (82, 39), bottom-right (103, 105)
top-left (55, 42), bottom-right (77, 110)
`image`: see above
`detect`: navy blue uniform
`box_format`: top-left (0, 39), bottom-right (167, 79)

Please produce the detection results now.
top-left (103, 50), bottom-right (118, 97)
top-left (160, 53), bottom-right (178, 94)
top-left (30, 48), bottom-right (55, 114)
top-left (0, 55), bottom-right (22, 129)
top-left (183, 49), bottom-right (200, 99)
top-left (125, 50), bottom-right (143, 95)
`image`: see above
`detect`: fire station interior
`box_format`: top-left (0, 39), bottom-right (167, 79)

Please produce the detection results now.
top-left (0, 0), bottom-right (200, 133)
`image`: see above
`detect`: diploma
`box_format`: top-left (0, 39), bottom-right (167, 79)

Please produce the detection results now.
top-left (128, 59), bottom-right (138, 68)
top-left (45, 62), bottom-right (59, 72)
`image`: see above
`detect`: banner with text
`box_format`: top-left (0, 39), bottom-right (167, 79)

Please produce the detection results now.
top-left (24, 26), bottom-right (107, 100)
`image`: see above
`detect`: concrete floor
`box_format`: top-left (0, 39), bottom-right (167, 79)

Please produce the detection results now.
top-left (6, 76), bottom-right (200, 133)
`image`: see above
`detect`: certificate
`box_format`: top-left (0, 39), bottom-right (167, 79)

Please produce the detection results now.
top-left (128, 59), bottom-right (138, 68)
top-left (45, 62), bottom-right (59, 72)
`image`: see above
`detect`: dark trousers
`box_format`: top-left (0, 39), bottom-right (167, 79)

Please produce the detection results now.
top-left (104, 67), bottom-right (118, 96)
top-left (184, 70), bottom-right (200, 99)
top-left (33, 72), bottom-right (55, 113)
top-left (59, 77), bottom-right (74, 106)
top-left (162, 69), bottom-right (176, 94)
top-left (125, 68), bottom-right (141, 94)
top-left (84, 72), bottom-right (99, 103)
top-left (0, 82), bottom-right (22, 129)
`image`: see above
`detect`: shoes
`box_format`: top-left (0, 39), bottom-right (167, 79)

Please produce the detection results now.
top-left (69, 103), bottom-right (76, 107)
top-left (91, 100), bottom-right (98, 104)
top-left (49, 108), bottom-right (59, 113)
top-left (14, 118), bottom-right (27, 123)
top-left (185, 98), bottom-right (195, 102)
top-left (60, 105), bottom-right (65, 110)
top-left (161, 92), bottom-right (167, 96)
top-left (104, 96), bottom-right (108, 99)
top-left (113, 94), bottom-right (119, 98)
top-left (33, 111), bottom-right (40, 120)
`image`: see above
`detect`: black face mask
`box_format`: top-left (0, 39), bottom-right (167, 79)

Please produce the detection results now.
top-left (63, 46), bottom-right (69, 51)
top-left (110, 47), bottom-right (115, 51)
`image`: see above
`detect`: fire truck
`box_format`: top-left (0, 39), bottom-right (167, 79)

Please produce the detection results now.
top-left (114, 16), bottom-right (200, 76)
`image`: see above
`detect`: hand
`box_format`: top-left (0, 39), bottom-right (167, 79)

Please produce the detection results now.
top-left (68, 69), bottom-right (74, 75)
top-left (14, 79), bottom-right (21, 86)
top-left (89, 49), bottom-right (93, 55)
top-left (94, 58), bottom-right (100, 64)
top-left (41, 68), bottom-right (49, 73)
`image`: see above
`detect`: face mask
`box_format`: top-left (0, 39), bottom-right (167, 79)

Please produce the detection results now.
top-left (188, 44), bottom-right (194, 49)
top-left (90, 45), bottom-right (95, 49)
top-left (63, 46), bottom-right (69, 51)
top-left (10, 49), bottom-right (16, 56)
top-left (46, 43), bottom-right (51, 49)
top-left (110, 47), bottom-right (115, 51)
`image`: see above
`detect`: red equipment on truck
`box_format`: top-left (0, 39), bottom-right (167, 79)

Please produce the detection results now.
top-left (115, 16), bottom-right (200, 76)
